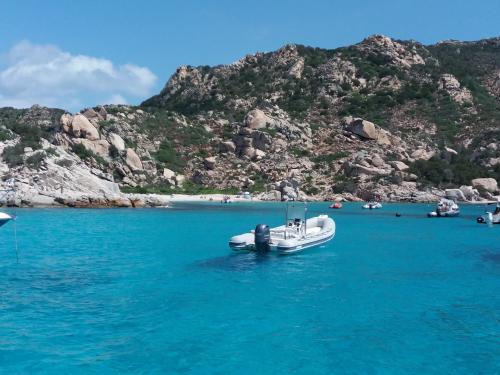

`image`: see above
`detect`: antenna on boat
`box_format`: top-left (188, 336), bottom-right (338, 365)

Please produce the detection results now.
top-left (284, 202), bottom-right (289, 240)
top-left (304, 201), bottom-right (307, 237)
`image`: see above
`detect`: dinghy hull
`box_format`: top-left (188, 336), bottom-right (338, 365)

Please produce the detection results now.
top-left (229, 215), bottom-right (335, 254)
top-left (0, 212), bottom-right (13, 227)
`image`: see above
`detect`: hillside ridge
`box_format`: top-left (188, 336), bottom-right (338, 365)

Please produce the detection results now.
top-left (1, 34), bottom-right (499, 206)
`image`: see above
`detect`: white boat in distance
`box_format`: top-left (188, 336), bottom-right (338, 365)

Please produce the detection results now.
top-left (428, 198), bottom-right (460, 217)
top-left (362, 201), bottom-right (382, 209)
top-left (229, 203), bottom-right (335, 254)
top-left (477, 198), bottom-right (500, 225)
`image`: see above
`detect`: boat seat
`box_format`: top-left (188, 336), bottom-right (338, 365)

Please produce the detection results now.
top-left (306, 227), bottom-right (321, 235)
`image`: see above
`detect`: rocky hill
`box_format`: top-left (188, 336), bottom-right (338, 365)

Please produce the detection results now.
top-left (1, 35), bottom-right (499, 206)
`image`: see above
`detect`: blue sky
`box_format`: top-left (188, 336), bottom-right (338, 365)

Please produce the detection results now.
top-left (0, 0), bottom-right (498, 110)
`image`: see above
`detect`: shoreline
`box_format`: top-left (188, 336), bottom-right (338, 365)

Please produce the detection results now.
top-left (2, 192), bottom-right (498, 209)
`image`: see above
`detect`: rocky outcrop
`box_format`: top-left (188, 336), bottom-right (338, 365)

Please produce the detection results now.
top-left (62, 114), bottom-right (100, 140)
top-left (108, 133), bottom-right (126, 152)
top-left (244, 109), bottom-right (275, 130)
top-left (438, 74), bottom-right (473, 104)
top-left (288, 57), bottom-right (305, 79)
top-left (445, 188), bottom-right (467, 201)
top-left (163, 168), bottom-right (175, 180)
top-left (344, 117), bottom-right (392, 146)
top-left (125, 148), bottom-right (143, 171)
top-left (471, 178), bottom-right (499, 194)
top-left (204, 156), bottom-right (217, 170)
top-left (358, 34), bottom-right (425, 68)
top-left (390, 161), bottom-right (410, 172)
top-left (219, 140), bottom-right (236, 153)
top-left (345, 117), bottom-right (378, 139)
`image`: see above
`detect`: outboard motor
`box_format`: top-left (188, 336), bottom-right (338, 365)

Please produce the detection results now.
top-left (254, 224), bottom-right (271, 252)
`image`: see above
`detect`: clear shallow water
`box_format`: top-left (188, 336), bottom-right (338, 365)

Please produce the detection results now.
top-left (0, 202), bottom-right (499, 374)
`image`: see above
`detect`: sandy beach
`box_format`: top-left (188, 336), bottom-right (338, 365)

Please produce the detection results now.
top-left (167, 193), bottom-right (262, 203)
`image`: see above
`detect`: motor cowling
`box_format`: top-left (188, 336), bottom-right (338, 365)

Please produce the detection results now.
top-left (254, 224), bottom-right (271, 252)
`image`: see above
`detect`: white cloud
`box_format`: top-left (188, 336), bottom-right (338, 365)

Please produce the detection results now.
top-left (0, 41), bottom-right (157, 110)
top-left (104, 94), bottom-right (128, 105)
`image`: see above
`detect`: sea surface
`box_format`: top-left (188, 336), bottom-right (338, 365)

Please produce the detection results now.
top-left (0, 202), bottom-right (499, 374)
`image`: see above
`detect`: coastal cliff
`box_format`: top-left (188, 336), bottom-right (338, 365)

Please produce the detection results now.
top-left (1, 35), bottom-right (499, 206)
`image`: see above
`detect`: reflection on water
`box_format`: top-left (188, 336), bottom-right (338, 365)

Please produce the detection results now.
top-left (190, 245), bottom-right (334, 274)
top-left (190, 252), bottom-right (273, 272)
top-left (1, 264), bottom-right (114, 293)
top-left (481, 250), bottom-right (500, 265)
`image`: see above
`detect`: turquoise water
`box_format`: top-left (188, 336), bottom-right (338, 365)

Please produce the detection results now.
top-left (0, 203), bottom-right (499, 374)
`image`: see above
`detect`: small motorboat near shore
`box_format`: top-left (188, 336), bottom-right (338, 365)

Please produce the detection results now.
top-left (0, 212), bottom-right (14, 227)
top-left (329, 202), bottom-right (342, 209)
top-left (477, 198), bottom-right (500, 225)
top-left (229, 203), bottom-right (335, 254)
top-left (221, 195), bottom-right (232, 204)
top-left (428, 198), bottom-right (459, 217)
top-left (362, 201), bottom-right (382, 209)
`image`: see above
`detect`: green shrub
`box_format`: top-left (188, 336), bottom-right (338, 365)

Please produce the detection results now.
top-left (0, 128), bottom-right (11, 142)
top-left (6, 123), bottom-right (44, 150)
top-left (71, 143), bottom-right (108, 166)
top-left (72, 143), bottom-right (93, 160)
top-left (289, 147), bottom-right (310, 157)
top-left (26, 152), bottom-right (45, 169)
top-left (2, 144), bottom-right (24, 167)
top-left (332, 178), bottom-right (358, 194)
top-left (55, 158), bottom-right (73, 168)
top-left (409, 155), bottom-right (495, 187)
top-left (154, 140), bottom-right (186, 172)
top-left (305, 185), bottom-right (320, 195)
top-left (121, 181), bottom-right (240, 195)
top-left (109, 144), bottom-right (120, 159)
top-left (45, 147), bottom-right (58, 156)
top-left (261, 125), bottom-right (277, 137)
top-left (97, 119), bottom-right (115, 128)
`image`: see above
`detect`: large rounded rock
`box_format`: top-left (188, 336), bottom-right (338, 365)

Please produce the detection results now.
top-left (82, 108), bottom-right (103, 122)
top-left (60, 113), bottom-right (73, 133)
top-left (244, 109), bottom-right (274, 130)
top-left (254, 149), bottom-right (266, 160)
top-left (71, 114), bottom-right (100, 140)
top-left (371, 154), bottom-right (386, 168)
top-left (204, 156), bottom-right (217, 170)
top-left (163, 168), bottom-right (176, 180)
top-left (390, 161), bottom-right (409, 172)
top-left (282, 186), bottom-right (298, 201)
top-left (241, 147), bottom-right (256, 158)
top-left (346, 117), bottom-right (377, 140)
top-left (108, 196), bottom-right (132, 207)
top-left (445, 188), bottom-right (467, 202)
top-left (411, 148), bottom-right (435, 161)
top-left (262, 190), bottom-right (282, 201)
top-left (219, 140), bottom-right (236, 153)
top-left (471, 178), bottom-right (498, 193)
top-left (459, 185), bottom-right (479, 201)
top-left (175, 174), bottom-right (186, 187)
top-left (125, 148), bottom-right (143, 171)
top-left (108, 133), bottom-right (126, 152)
